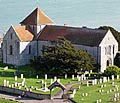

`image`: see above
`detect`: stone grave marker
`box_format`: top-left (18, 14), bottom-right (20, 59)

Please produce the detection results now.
top-left (36, 75), bottom-right (38, 79)
top-left (21, 74), bottom-right (23, 79)
top-left (72, 75), bottom-right (74, 80)
top-left (117, 75), bottom-right (119, 79)
top-left (65, 74), bottom-right (67, 79)
top-left (15, 76), bottom-right (17, 81)
top-left (45, 74), bottom-right (47, 80)
top-left (112, 75), bottom-right (114, 80)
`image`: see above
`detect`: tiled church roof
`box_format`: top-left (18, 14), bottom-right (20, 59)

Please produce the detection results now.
top-left (20, 8), bottom-right (54, 25)
top-left (13, 26), bottom-right (34, 42)
top-left (37, 25), bottom-right (108, 46)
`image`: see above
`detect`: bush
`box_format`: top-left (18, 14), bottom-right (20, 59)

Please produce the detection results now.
top-left (104, 65), bottom-right (120, 77)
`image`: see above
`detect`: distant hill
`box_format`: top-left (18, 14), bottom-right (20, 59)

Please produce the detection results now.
top-left (99, 26), bottom-right (120, 51)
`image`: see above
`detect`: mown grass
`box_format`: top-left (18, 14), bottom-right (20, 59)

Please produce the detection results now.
top-left (0, 98), bottom-right (20, 103)
top-left (72, 79), bottom-right (120, 103)
top-left (0, 65), bottom-right (78, 96)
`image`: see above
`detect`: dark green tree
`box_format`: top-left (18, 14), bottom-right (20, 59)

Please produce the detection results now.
top-left (104, 65), bottom-right (120, 77)
top-left (114, 53), bottom-right (120, 67)
top-left (31, 38), bottom-right (96, 75)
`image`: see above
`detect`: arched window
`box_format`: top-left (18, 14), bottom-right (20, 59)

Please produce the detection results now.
top-left (9, 45), bottom-right (13, 55)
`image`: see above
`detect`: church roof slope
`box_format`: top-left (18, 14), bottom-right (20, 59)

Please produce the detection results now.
top-left (13, 26), bottom-right (34, 42)
top-left (20, 8), bottom-right (54, 25)
top-left (37, 25), bottom-right (108, 47)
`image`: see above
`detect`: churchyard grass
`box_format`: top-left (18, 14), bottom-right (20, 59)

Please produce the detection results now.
top-left (0, 98), bottom-right (20, 103)
top-left (72, 79), bottom-right (120, 103)
top-left (0, 65), bottom-right (78, 96)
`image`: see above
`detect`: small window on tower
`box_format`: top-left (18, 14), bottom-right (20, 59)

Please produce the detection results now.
top-left (29, 45), bottom-right (31, 54)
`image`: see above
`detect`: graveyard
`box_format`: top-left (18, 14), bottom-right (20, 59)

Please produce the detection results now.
top-left (0, 65), bottom-right (120, 103)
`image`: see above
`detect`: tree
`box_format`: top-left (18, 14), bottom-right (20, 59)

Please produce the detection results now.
top-left (31, 38), bottom-right (96, 75)
top-left (114, 53), bottom-right (120, 67)
top-left (104, 65), bottom-right (120, 77)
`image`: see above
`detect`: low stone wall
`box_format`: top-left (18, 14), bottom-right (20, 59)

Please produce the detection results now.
top-left (0, 86), bottom-right (50, 100)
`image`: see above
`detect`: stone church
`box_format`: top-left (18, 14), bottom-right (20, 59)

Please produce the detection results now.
top-left (2, 8), bottom-right (118, 72)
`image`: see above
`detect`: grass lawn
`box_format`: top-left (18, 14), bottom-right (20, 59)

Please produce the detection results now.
top-left (0, 98), bottom-right (20, 103)
top-left (72, 79), bottom-right (120, 103)
top-left (0, 65), bottom-right (78, 96)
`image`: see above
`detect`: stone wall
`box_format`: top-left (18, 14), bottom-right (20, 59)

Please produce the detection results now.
top-left (0, 86), bottom-right (50, 100)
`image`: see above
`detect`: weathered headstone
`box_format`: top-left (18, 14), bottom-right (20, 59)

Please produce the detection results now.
top-left (21, 74), bottom-right (23, 79)
top-left (54, 76), bottom-right (57, 81)
top-left (99, 78), bottom-right (102, 84)
top-left (92, 80), bottom-right (95, 85)
top-left (57, 79), bottom-right (60, 82)
top-left (36, 75), bottom-right (38, 79)
top-left (72, 75), bottom-right (74, 80)
top-left (90, 70), bottom-right (92, 73)
top-left (117, 75), bottom-right (119, 79)
top-left (107, 77), bottom-right (110, 82)
top-left (45, 74), bottom-right (47, 80)
top-left (50, 79), bottom-right (53, 84)
top-left (87, 81), bottom-right (89, 86)
top-left (112, 75), bottom-right (114, 80)
top-left (78, 76), bottom-right (81, 81)
top-left (3, 80), bottom-right (6, 86)
top-left (103, 77), bottom-right (107, 83)
top-left (15, 76), bottom-right (17, 81)
top-left (4, 66), bottom-right (8, 70)
top-left (65, 74), bottom-right (67, 79)
top-left (94, 79), bottom-right (97, 85)
top-left (6, 81), bottom-right (9, 86)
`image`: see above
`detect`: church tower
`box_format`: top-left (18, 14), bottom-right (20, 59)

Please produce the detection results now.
top-left (20, 8), bottom-right (54, 36)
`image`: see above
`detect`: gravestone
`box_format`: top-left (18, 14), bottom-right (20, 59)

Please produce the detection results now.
top-left (92, 80), bottom-right (95, 85)
top-left (94, 79), bottom-right (97, 85)
top-left (45, 74), bottom-right (47, 80)
top-left (87, 81), bottom-right (89, 86)
top-left (107, 77), bottom-right (110, 82)
top-left (117, 75), bottom-right (119, 79)
top-left (36, 75), bottom-right (38, 79)
top-left (90, 70), bottom-right (92, 73)
top-left (54, 76), bottom-right (57, 81)
top-left (6, 81), bottom-right (9, 87)
top-left (99, 78), bottom-right (102, 84)
top-left (65, 74), bottom-right (67, 79)
top-left (21, 74), bottom-right (23, 79)
top-left (103, 77), bottom-right (107, 83)
top-left (51, 79), bottom-right (53, 84)
top-left (72, 75), bottom-right (74, 80)
top-left (15, 76), bottom-right (17, 81)
top-left (112, 75), bottom-right (114, 80)
top-left (4, 66), bottom-right (8, 70)
top-left (3, 80), bottom-right (6, 86)
top-left (78, 76), bottom-right (81, 81)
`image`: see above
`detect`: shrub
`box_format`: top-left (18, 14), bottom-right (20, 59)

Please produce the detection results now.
top-left (104, 65), bottom-right (120, 77)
